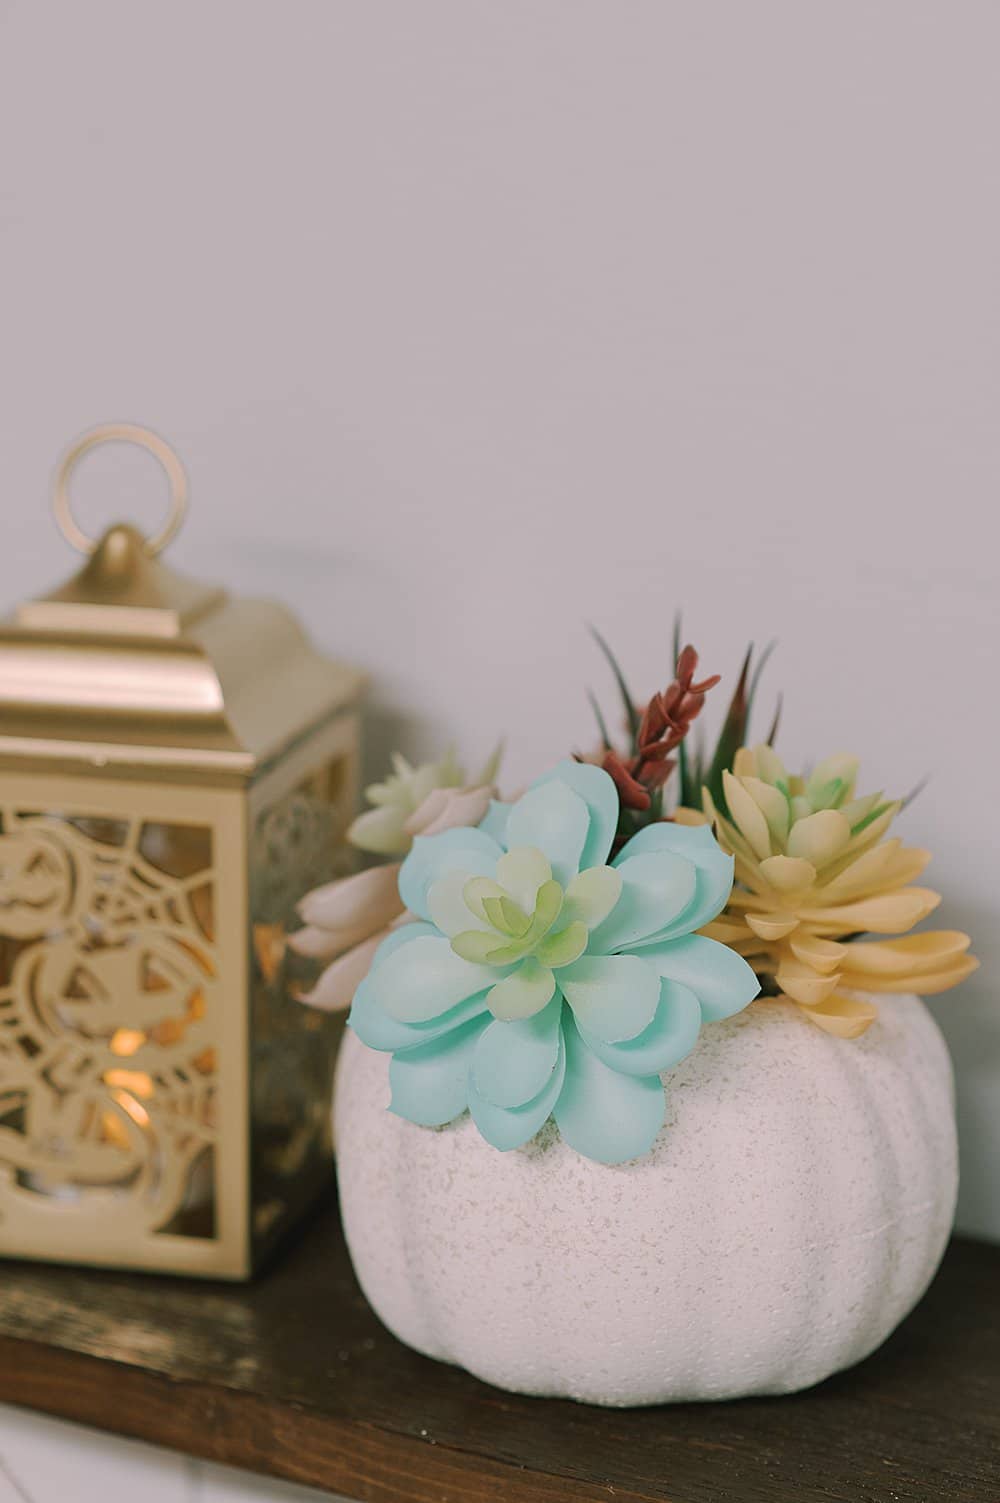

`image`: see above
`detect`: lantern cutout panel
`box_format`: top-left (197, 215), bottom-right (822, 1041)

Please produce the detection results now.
top-left (0, 426), bottom-right (363, 1278)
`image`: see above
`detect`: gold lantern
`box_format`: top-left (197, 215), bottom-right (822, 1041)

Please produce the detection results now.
top-left (0, 425), bottom-right (363, 1278)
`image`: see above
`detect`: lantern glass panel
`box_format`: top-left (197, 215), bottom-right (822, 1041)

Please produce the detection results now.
top-left (0, 803), bottom-right (218, 1238)
top-left (0, 774), bottom-right (249, 1275)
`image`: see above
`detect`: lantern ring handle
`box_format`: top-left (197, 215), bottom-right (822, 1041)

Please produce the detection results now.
top-left (54, 424), bottom-right (189, 557)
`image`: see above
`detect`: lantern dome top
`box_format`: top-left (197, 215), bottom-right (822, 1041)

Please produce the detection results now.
top-left (0, 425), bottom-right (364, 785)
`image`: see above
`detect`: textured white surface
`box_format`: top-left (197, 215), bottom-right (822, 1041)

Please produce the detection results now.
top-left (336, 996), bottom-right (957, 1405)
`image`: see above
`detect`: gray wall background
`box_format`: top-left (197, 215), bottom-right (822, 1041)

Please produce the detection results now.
top-left (0, 2), bottom-right (997, 1236)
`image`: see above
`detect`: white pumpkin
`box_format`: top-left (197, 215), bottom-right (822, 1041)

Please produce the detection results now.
top-left (335, 994), bottom-right (957, 1406)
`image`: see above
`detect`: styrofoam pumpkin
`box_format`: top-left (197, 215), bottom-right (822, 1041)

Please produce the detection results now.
top-left (335, 994), bottom-right (956, 1406)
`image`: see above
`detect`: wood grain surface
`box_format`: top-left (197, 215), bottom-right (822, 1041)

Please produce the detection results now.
top-left (0, 1203), bottom-right (995, 1503)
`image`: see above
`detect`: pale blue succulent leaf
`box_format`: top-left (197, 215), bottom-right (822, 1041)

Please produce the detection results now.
top-left (558, 953), bottom-right (661, 1042)
top-left (588, 850), bottom-right (697, 953)
top-left (471, 993), bottom-right (563, 1108)
top-left (616, 820), bottom-right (721, 863)
top-left (349, 972), bottom-right (491, 1053)
top-left (504, 780), bottom-right (590, 887)
top-left (639, 933), bottom-right (761, 1022)
top-left (529, 760), bottom-right (619, 870)
top-left (553, 1014), bottom-right (666, 1164)
top-left (478, 799), bottom-right (513, 846)
top-left (427, 872), bottom-right (492, 938)
top-left (370, 934), bottom-right (502, 1023)
top-left (468, 1032), bottom-right (567, 1151)
top-left (388, 1015), bottom-right (488, 1127)
top-left (399, 827), bottom-right (504, 920)
top-left (617, 822), bottom-right (735, 942)
top-left (577, 979), bottom-right (702, 1076)
top-left (368, 920), bottom-right (439, 972)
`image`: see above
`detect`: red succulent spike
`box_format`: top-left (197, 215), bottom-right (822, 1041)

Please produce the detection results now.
top-left (642, 758), bottom-right (675, 790)
top-left (587, 629), bottom-right (724, 843)
top-left (599, 644), bottom-right (719, 823)
top-left (631, 645), bottom-right (718, 780)
top-left (601, 751), bottom-right (652, 810)
top-left (675, 644), bottom-right (698, 681)
top-left (638, 741), bottom-right (674, 764)
top-left (637, 695), bottom-right (668, 747)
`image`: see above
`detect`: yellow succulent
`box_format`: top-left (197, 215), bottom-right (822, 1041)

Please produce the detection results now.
top-left (693, 744), bottom-right (977, 1038)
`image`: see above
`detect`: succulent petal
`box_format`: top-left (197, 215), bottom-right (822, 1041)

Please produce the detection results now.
top-left (494, 846), bottom-right (552, 912)
top-left (786, 809), bottom-right (851, 867)
top-left (561, 865), bottom-right (623, 930)
top-left (486, 957), bottom-right (556, 1021)
top-left (535, 920), bottom-right (589, 969)
top-left (559, 954), bottom-right (661, 1042)
top-left (723, 770), bottom-right (772, 861)
top-left (505, 782), bottom-right (590, 886)
top-left (758, 855), bottom-right (817, 892)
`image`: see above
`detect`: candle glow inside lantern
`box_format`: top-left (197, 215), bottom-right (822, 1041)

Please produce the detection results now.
top-left (0, 426), bottom-right (363, 1278)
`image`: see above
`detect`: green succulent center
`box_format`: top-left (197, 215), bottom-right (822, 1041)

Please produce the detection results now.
top-left (449, 852), bottom-right (590, 971)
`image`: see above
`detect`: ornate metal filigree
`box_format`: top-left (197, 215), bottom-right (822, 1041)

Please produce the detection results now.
top-left (0, 811), bottom-right (218, 1238)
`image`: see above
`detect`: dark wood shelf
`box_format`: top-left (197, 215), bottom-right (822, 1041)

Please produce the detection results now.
top-left (0, 1203), bottom-right (996, 1503)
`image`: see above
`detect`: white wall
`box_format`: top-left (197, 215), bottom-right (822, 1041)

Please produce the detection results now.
top-left (0, 2), bottom-right (996, 1235)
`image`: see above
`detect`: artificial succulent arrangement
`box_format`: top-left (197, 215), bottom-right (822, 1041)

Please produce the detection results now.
top-left (697, 747), bottom-right (976, 1037)
top-left (298, 629), bottom-right (976, 1162)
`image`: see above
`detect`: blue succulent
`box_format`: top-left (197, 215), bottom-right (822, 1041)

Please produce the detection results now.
top-left (348, 760), bottom-right (760, 1164)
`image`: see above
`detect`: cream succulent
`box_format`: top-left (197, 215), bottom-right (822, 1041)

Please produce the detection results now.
top-left (292, 744), bottom-right (502, 1012)
top-left (349, 745), bottom-right (501, 855)
top-left (698, 745), bottom-right (977, 1037)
